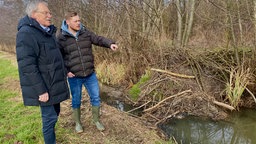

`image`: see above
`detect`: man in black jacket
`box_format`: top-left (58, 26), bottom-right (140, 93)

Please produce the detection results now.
top-left (16, 1), bottom-right (70, 143)
top-left (57, 11), bottom-right (118, 133)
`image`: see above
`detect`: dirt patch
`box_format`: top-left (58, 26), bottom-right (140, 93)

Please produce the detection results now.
top-left (1, 77), bottom-right (21, 92)
top-left (59, 94), bottom-right (162, 144)
top-left (0, 51), bottom-right (17, 66)
top-left (0, 77), bottom-right (22, 103)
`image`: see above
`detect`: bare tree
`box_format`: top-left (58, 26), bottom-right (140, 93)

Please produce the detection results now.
top-left (175, 0), bottom-right (195, 48)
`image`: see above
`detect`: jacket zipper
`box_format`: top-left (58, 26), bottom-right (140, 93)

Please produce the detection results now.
top-left (75, 38), bottom-right (87, 76)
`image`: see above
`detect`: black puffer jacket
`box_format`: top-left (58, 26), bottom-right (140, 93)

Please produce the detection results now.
top-left (57, 22), bottom-right (115, 77)
top-left (16, 15), bottom-right (70, 106)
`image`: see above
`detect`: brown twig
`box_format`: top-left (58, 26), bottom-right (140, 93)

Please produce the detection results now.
top-left (213, 100), bottom-right (235, 111)
top-left (172, 136), bottom-right (178, 144)
top-left (137, 83), bottom-right (160, 103)
top-left (245, 87), bottom-right (256, 105)
top-left (143, 89), bottom-right (192, 112)
top-left (144, 113), bottom-right (160, 121)
top-left (127, 101), bottom-right (151, 113)
top-left (151, 68), bottom-right (195, 79)
top-left (155, 111), bottom-right (180, 126)
top-left (125, 95), bottom-right (136, 105)
top-left (137, 77), bottom-right (170, 103)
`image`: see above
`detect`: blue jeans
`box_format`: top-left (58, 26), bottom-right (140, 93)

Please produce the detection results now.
top-left (68, 72), bottom-right (101, 108)
top-left (40, 103), bottom-right (60, 144)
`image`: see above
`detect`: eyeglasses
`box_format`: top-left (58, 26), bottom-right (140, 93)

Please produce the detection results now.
top-left (36, 11), bottom-right (52, 16)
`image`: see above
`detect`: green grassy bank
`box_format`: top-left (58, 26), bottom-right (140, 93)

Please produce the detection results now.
top-left (0, 57), bottom-right (45, 143)
top-left (0, 57), bottom-right (77, 144)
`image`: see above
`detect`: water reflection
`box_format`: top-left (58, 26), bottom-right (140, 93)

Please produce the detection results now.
top-left (159, 109), bottom-right (256, 144)
top-left (100, 91), bottom-right (256, 144)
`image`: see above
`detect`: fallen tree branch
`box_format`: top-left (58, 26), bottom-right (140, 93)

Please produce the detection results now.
top-left (151, 68), bottom-right (195, 79)
top-left (143, 89), bottom-right (192, 112)
top-left (213, 100), bottom-right (235, 111)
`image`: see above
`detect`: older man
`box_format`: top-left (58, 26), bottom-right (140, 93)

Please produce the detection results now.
top-left (16, 0), bottom-right (69, 143)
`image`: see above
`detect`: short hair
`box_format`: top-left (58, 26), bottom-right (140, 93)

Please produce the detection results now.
top-left (25, 0), bottom-right (48, 17)
top-left (65, 11), bottom-right (78, 20)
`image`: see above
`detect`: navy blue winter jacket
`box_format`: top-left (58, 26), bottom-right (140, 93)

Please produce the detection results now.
top-left (16, 15), bottom-right (70, 106)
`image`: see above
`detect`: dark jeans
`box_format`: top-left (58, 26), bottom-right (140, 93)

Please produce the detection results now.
top-left (40, 103), bottom-right (60, 144)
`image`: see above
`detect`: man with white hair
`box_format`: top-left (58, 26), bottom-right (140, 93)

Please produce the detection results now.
top-left (16, 1), bottom-right (70, 143)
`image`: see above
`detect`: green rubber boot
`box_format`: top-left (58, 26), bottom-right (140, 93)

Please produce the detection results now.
top-left (92, 106), bottom-right (105, 131)
top-left (72, 108), bottom-right (83, 133)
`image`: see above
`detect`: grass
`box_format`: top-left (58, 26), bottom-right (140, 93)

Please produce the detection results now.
top-left (225, 66), bottom-right (252, 109)
top-left (0, 58), bottom-right (18, 80)
top-left (0, 58), bottom-right (45, 144)
top-left (96, 60), bottom-right (126, 85)
top-left (0, 58), bottom-right (78, 144)
top-left (0, 97), bottom-right (44, 143)
top-left (128, 70), bottom-right (151, 101)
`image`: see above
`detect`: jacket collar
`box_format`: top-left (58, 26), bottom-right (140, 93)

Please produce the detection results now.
top-left (17, 15), bottom-right (56, 36)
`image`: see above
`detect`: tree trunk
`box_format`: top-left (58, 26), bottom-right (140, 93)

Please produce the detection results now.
top-left (226, 0), bottom-right (240, 66)
top-left (236, 0), bottom-right (243, 45)
top-left (183, 0), bottom-right (195, 47)
top-left (175, 0), bottom-right (183, 48)
top-left (253, 0), bottom-right (256, 58)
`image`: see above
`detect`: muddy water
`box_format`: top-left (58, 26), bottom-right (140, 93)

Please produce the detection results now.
top-left (101, 92), bottom-right (256, 144)
top-left (159, 108), bottom-right (256, 144)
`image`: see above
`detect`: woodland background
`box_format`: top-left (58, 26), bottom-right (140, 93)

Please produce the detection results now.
top-left (1, 0), bottom-right (256, 119)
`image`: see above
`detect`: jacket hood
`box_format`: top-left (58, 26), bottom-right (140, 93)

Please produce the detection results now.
top-left (17, 15), bottom-right (56, 35)
top-left (61, 20), bottom-right (83, 37)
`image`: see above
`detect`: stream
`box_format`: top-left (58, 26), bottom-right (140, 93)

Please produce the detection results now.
top-left (101, 92), bottom-right (256, 144)
top-left (159, 108), bottom-right (256, 144)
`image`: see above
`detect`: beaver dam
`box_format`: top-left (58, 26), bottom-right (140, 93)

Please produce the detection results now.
top-left (101, 48), bottom-right (256, 142)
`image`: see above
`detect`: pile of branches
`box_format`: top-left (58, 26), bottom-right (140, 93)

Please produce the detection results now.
top-left (126, 68), bottom-right (229, 126)
top-left (125, 48), bottom-right (256, 125)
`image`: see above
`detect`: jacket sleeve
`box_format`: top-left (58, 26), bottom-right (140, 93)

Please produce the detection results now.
top-left (56, 36), bottom-right (70, 73)
top-left (88, 30), bottom-right (115, 48)
top-left (16, 30), bottom-right (47, 97)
